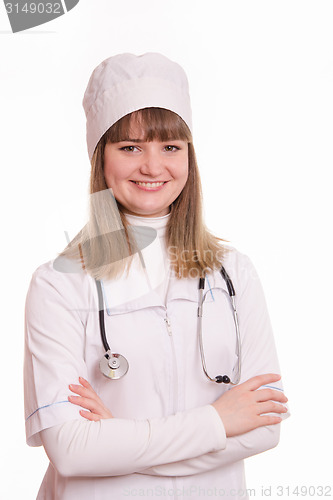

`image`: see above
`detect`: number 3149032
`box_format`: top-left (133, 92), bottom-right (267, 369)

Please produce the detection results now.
top-left (277, 485), bottom-right (332, 496)
top-left (5, 3), bottom-right (62, 14)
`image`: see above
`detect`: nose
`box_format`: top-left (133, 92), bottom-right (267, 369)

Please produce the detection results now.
top-left (139, 146), bottom-right (164, 178)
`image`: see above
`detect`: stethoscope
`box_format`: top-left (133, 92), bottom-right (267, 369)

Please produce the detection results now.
top-left (95, 266), bottom-right (241, 385)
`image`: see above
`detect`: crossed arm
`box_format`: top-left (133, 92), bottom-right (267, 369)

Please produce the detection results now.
top-left (40, 373), bottom-right (288, 478)
top-left (29, 254), bottom-right (289, 478)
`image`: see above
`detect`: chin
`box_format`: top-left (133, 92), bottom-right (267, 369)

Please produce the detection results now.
top-left (128, 206), bottom-right (169, 217)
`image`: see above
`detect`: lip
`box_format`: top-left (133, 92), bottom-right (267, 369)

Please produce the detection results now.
top-left (130, 180), bottom-right (168, 192)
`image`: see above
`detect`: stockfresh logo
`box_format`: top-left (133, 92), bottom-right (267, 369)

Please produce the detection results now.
top-left (4, 0), bottom-right (80, 33)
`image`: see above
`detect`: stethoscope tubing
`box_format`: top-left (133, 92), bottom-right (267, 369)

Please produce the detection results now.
top-left (96, 265), bottom-right (241, 384)
top-left (197, 268), bottom-right (241, 385)
top-left (96, 279), bottom-right (110, 353)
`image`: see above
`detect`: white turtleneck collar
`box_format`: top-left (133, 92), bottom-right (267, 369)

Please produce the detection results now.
top-left (124, 212), bottom-right (171, 304)
top-left (124, 212), bottom-right (170, 239)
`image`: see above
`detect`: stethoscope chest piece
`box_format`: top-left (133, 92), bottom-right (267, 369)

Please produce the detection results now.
top-left (99, 350), bottom-right (129, 379)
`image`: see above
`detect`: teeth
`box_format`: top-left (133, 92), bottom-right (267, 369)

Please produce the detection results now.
top-left (135, 181), bottom-right (165, 187)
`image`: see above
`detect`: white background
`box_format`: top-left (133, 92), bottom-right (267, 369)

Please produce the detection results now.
top-left (1, 1), bottom-right (332, 498)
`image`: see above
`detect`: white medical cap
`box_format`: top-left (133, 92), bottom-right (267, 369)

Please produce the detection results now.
top-left (83, 52), bottom-right (193, 160)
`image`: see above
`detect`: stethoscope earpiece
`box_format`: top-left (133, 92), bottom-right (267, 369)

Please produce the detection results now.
top-left (215, 375), bottom-right (231, 384)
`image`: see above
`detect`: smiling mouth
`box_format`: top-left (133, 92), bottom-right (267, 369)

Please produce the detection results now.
top-left (132, 181), bottom-right (166, 187)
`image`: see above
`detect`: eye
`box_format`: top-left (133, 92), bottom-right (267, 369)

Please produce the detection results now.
top-left (164, 145), bottom-right (180, 152)
top-left (120, 145), bottom-right (139, 152)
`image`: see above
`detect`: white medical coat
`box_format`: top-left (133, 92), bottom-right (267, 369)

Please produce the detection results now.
top-left (24, 240), bottom-right (288, 500)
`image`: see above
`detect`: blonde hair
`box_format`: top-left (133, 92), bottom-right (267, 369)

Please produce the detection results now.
top-left (60, 108), bottom-right (226, 280)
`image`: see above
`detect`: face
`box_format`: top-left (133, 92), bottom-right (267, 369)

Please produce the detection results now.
top-left (103, 123), bottom-right (189, 218)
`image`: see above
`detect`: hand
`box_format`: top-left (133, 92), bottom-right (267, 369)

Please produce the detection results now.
top-left (68, 377), bottom-right (114, 421)
top-left (211, 373), bottom-right (288, 438)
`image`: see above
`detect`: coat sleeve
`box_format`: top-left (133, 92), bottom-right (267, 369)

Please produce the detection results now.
top-left (24, 262), bottom-right (226, 476)
top-left (39, 405), bottom-right (226, 477)
top-left (138, 252), bottom-right (290, 477)
top-left (24, 262), bottom-right (89, 446)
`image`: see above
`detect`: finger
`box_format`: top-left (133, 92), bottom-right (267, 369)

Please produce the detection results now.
top-left (255, 388), bottom-right (288, 403)
top-left (69, 384), bottom-right (94, 397)
top-left (256, 401), bottom-right (288, 415)
top-left (69, 384), bottom-right (87, 395)
top-left (68, 377), bottom-right (96, 396)
top-left (68, 395), bottom-right (103, 414)
top-left (70, 396), bottom-right (112, 418)
top-left (79, 410), bottom-right (101, 422)
top-left (79, 377), bottom-right (93, 389)
top-left (69, 384), bottom-right (100, 402)
top-left (256, 414), bottom-right (282, 427)
top-left (243, 374), bottom-right (281, 392)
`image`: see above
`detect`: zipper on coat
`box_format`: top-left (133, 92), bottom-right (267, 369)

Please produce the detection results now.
top-left (165, 316), bottom-right (172, 336)
top-left (165, 314), bottom-right (179, 500)
top-left (164, 314), bottom-right (179, 416)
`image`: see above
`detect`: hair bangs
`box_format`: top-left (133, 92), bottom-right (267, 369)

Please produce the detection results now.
top-left (104, 107), bottom-right (192, 144)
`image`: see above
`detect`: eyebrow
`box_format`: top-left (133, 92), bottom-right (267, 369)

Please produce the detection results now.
top-left (118, 138), bottom-right (181, 143)
top-left (118, 139), bottom-right (144, 143)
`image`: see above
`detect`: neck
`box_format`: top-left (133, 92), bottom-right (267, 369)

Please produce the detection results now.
top-left (124, 212), bottom-right (170, 236)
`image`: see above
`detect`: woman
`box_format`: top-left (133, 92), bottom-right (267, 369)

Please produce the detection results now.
top-left (24, 53), bottom-right (289, 500)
